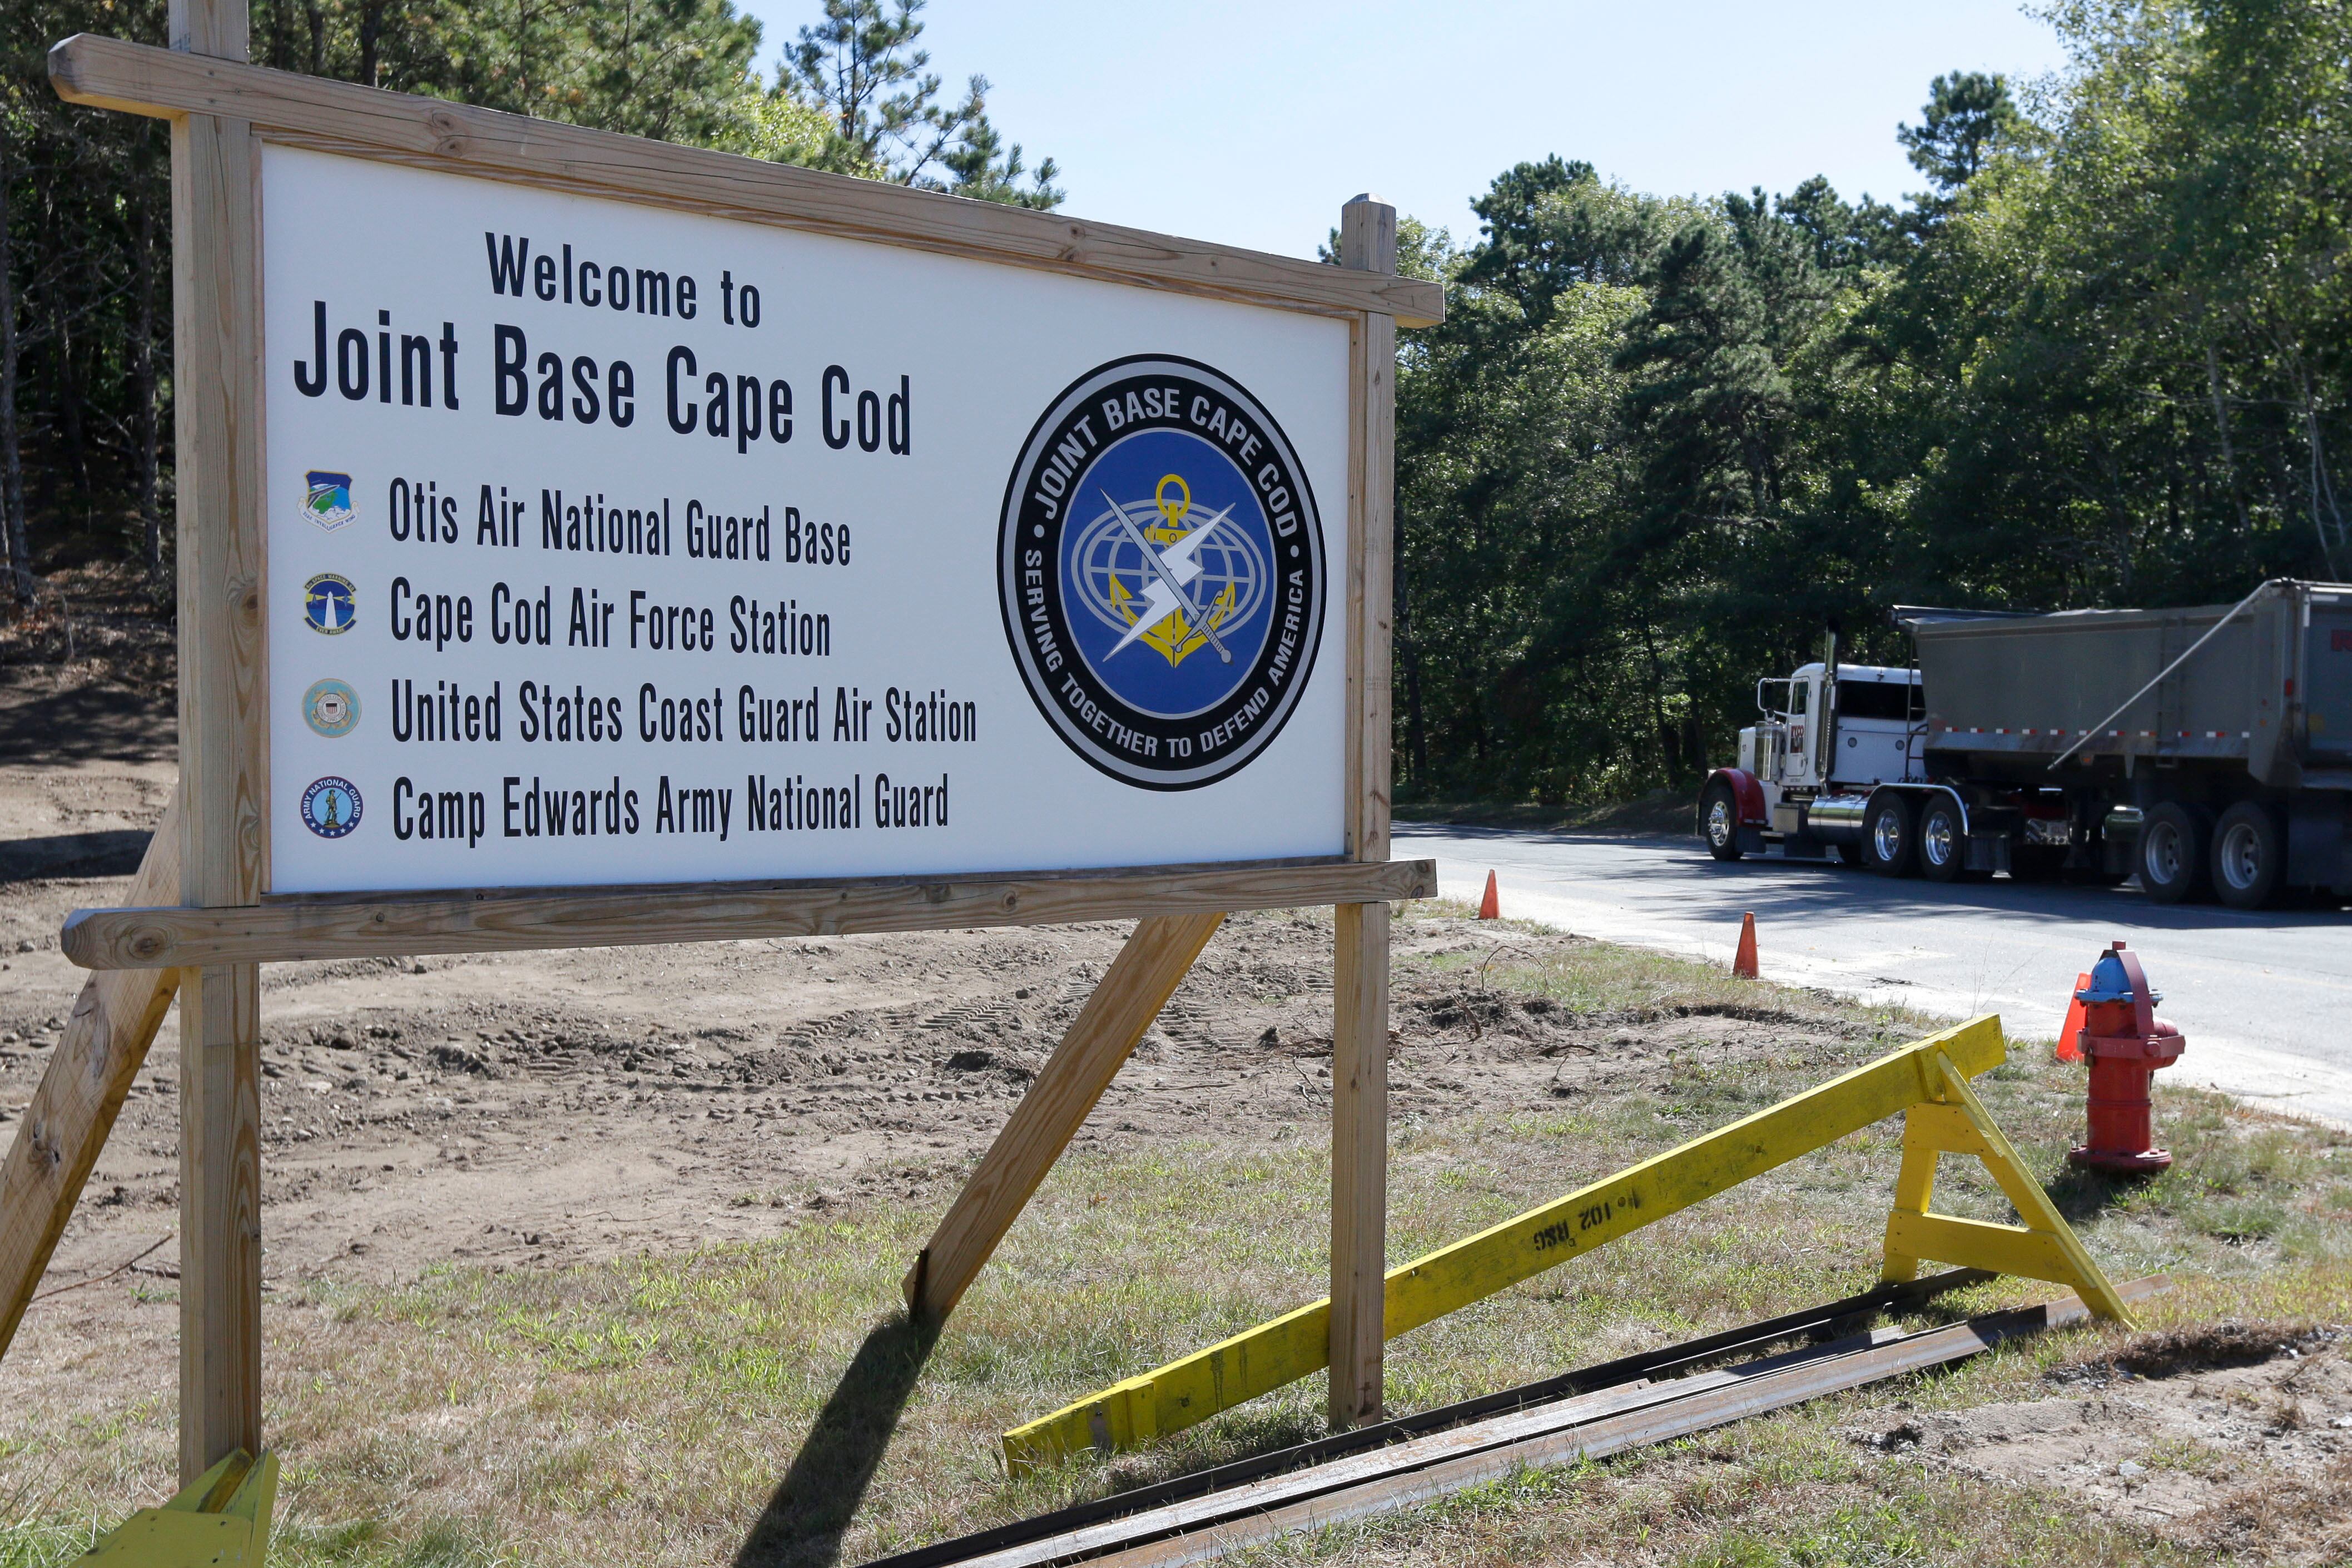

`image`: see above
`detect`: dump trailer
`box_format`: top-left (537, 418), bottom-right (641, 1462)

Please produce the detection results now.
top-left (1697, 579), bottom-right (2352, 908)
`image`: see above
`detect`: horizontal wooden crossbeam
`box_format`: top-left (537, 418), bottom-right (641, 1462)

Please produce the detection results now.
top-left (47, 34), bottom-right (1446, 329)
top-left (1886, 1212), bottom-right (2076, 1283)
top-left (59, 857), bottom-right (1435, 969)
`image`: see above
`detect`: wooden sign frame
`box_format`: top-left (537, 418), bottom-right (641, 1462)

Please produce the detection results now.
top-left (7, 0), bottom-right (1438, 1487)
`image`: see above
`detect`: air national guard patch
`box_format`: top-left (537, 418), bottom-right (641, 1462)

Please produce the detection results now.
top-left (999, 356), bottom-right (1325, 790)
top-left (305, 470), bottom-right (356, 530)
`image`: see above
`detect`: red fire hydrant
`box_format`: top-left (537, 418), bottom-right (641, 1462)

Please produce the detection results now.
top-left (2066, 941), bottom-right (2186, 1174)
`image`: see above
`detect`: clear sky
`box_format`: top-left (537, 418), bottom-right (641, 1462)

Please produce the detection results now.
top-left (728, 1), bottom-right (2074, 261)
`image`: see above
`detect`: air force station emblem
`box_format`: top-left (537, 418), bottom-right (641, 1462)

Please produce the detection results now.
top-left (999, 356), bottom-right (1325, 789)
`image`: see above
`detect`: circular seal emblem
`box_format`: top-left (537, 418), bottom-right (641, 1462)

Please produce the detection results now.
top-left (300, 776), bottom-right (362, 838)
top-left (304, 572), bottom-right (356, 634)
top-left (302, 678), bottom-right (360, 738)
top-left (999, 355), bottom-right (1325, 790)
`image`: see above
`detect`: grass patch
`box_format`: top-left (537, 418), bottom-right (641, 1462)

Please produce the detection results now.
top-left (4, 936), bottom-right (2348, 1566)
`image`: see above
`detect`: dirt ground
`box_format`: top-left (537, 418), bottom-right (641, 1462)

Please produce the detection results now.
top-left (1, 656), bottom-right (1777, 1348)
top-left (0, 816), bottom-right (1791, 1293)
top-left (1847, 1324), bottom-right (2352, 1562)
top-left (3, 643), bottom-right (2348, 1563)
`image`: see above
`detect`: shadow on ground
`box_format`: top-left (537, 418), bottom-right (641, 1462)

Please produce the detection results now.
top-left (0, 674), bottom-right (176, 766)
top-left (2048, 1163), bottom-right (2158, 1225)
top-left (0, 829), bottom-right (151, 883)
top-left (1397, 819), bottom-right (2352, 932)
top-left (736, 1314), bottom-right (940, 1568)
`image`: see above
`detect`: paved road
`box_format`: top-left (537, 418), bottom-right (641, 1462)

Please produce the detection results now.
top-left (1395, 822), bottom-right (2352, 1129)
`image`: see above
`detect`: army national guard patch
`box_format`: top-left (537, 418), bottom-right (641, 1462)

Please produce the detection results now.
top-left (999, 356), bottom-right (1326, 790)
top-left (300, 776), bottom-right (362, 838)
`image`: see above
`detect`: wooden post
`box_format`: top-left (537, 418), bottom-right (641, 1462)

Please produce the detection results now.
top-left (0, 791), bottom-right (183, 1366)
top-left (169, 0), bottom-right (267, 1484)
top-left (905, 912), bottom-right (1224, 1322)
top-left (1329, 194), bottom-right (1397, 1431)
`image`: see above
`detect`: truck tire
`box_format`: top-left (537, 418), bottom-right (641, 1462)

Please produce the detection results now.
top-left (1699, 780), bottom-right (1744, 861)
top-left (1863, 793), bottom-right (1917, 877)
top-left (2211, 801), bottom-right (2284, 910)
top-left (1917, 798), bottom-right (1972, 883)
top-left (2139, 802), bottom-right (2210, 904)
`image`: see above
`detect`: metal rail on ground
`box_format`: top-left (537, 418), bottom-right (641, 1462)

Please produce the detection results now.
top-left (1003, 1014), bottom-right (2132, 1469)
top-left (881, 1274), bottom-right (2166, 1568)
top-left (864, 1267), bottom-right (1997, 1568)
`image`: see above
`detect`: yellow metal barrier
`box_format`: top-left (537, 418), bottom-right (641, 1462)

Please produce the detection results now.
top-left (1004, 1014), bottom-right (2128, 1470)
top-left (75, 1450), bottom-right (276, 1567)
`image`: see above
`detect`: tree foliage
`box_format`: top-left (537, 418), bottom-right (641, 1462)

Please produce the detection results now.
top-left (0, 0), bottom-right (1054, 603)
top-left (1394, 0), bottom-right (2352, 804)
top-left (776, 0), bottom-right (1060, 205)
top-left (8, 0), bottom-right (2346, 817)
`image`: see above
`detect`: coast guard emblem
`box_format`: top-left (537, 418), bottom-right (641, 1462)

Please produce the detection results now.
top-left (302, 678), bottom-right (360, 738)
top-left (304, 470), bottom-right (356, 530)
top-left (999, 356), bottom-right (1324, 789)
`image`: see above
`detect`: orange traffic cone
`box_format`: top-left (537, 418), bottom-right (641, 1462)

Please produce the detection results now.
top-left (2056, 971), bottom-right (2092, 1063)
top-left (1733, 912), bottom-right (1759, 979)
top-left (1477, 871), bottom-right (1500, 920)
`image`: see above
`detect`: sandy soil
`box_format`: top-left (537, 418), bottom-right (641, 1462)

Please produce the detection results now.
top-left (1847, 1324), bottom-right (2351, 1562)
top-left (1, 854), bottom-right (1778, 1294)
top-left (4, 661), bottom-right (1758, 1327)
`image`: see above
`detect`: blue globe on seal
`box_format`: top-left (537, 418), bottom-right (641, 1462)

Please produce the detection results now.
top-left (1065, 441), bottom-right (1272, 716)
top-left (999, 356), bottom-right (1325, 789)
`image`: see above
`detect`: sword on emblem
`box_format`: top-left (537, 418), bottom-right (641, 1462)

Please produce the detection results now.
top-left (1099, 489), bottom-right (1235, 664)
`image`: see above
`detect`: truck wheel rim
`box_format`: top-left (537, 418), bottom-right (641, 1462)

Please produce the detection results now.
top-left (1706, 798), bottom-right (1732, 847)
top-left (1873, 812), bottom-right (1903, 862)
top-left (1922, 813), bottom-right (1952, 867)
top-left (2146, 822), bottom-right (2182, 883)
top-left (2219, 822), bottom-right (2262, 890)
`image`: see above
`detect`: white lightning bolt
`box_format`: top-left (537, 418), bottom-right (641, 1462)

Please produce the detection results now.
top-left (1108, 503), bottom-right (1233, 657)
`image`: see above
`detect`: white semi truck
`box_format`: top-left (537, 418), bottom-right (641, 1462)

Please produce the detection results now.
top-left (1696, 580), bottom-right (2352, 909)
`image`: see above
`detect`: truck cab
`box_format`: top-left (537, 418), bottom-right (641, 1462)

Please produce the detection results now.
top-left (1740, 662), bottom-right (1923, 796)
top-left (1706, 662), bottom-right (1924, 860)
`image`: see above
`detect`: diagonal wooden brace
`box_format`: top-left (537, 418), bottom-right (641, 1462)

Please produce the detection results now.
top-left (903, 912), bottom-right (1225, 1323)
top-left (0, 789), bottom-right (183, 1368)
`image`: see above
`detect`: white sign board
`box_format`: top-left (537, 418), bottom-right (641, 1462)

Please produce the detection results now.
top-left (261, 146), bottom-right (1348, 894)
